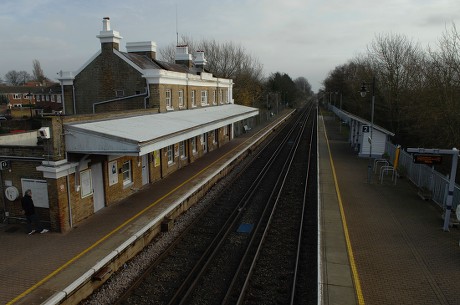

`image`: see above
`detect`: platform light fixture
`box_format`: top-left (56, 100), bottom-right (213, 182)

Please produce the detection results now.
top-left (359, 76), bottom-right (376, 183)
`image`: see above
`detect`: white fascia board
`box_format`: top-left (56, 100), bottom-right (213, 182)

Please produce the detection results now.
top-left (74, 50), bottom-right (102, 76)
top-left (143, 69), bottom-right (188, 86)
top-left (138, 109), bottom-right (259, 155)
top-left (58, 71), bottom-right (75, 86)
top-left (113, 49), bottom-right (145, 74)
top-left (36, 161), bottom-right (79, 179)
top-left (65, 128), bottom-right (140, 155)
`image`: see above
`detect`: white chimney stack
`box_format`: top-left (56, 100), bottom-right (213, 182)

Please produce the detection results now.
top-left (175, 45), bottom-right (193, 68)
top-left (96, 17), bottom-right (122, 50)
top-left (194, 50), bottom-right (207, 68)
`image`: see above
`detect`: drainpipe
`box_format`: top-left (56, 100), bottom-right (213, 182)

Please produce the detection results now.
top-left (66, 175), bottom-right (73, 228)
top-left (72, 85), bottom-right (76, 115)
top-left (60, 83), bottom-right (66, 115)
top-left (144, 85), bottom-right (150, 109)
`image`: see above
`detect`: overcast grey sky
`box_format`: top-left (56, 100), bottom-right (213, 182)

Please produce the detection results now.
top-left (1, 0), bottom-right (459, 91)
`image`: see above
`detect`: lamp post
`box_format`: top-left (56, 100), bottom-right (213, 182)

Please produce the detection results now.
top-left (360, 76), bottom-right (376, 183)
top-left (25, 92), bottom-right (33, 118)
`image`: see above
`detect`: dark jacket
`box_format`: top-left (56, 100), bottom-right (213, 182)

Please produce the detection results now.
top-left (21, 194), bottom-right (35, 216)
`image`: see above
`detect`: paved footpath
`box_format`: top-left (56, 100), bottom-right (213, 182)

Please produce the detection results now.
top-left (321, 110), bottom-right (460, 305)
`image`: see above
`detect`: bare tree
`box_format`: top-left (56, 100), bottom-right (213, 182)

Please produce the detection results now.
top-left (159, 37), bottom-right (264, 106)
top-left (32, 59), bottom-right (47, 83)
top-left (5, 70), bottom-right (20, 85)
top-left (367, 33), bottom-right (423, 137)
top-left (422, 23), bottom-right (460, 147)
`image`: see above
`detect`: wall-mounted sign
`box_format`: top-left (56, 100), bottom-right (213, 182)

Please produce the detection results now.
top-left (5, 186), bottom-right (19, 201)
top-left (413, 154), bottom-right (442, 165)
top-left (362, 125), bottom-right (370, 133)
top-left (0, 160), bottom-right (10, 170)
top-left (108, 160), bottom-right (118, 186)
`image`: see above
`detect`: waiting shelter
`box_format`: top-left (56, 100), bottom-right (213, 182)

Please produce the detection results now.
top-left (331, 106), bottom-right (395, 158)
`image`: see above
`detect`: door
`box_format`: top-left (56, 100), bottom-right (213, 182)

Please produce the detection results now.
top-left (92, 163), bottom-right (105, 212)
top-left (142, 154), bottom-right (149, 186)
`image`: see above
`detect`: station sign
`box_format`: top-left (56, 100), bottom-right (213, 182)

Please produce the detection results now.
top-left (0, 160), bottom-right (10, 170)
top-left (413, 154), bottom-right (442, 165)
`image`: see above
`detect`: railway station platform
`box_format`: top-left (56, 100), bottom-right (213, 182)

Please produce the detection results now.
top-left (319, 110), bottom-right (460, 305)
top-left (2, 108), bottom-right (460, 305)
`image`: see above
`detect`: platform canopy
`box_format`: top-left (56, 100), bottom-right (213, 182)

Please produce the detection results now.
top-left (64, 104), bottom-right (259, 156)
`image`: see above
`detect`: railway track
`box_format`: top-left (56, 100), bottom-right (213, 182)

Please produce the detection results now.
top-left (110, 104), bottom-right (317, 305)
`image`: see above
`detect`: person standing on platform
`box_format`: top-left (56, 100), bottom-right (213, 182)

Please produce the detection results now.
top-left (21, 189), bottom-right (48, 234)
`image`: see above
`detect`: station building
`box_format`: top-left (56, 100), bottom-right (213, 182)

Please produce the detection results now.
top-left (0, 18), bottom-right (258, 233)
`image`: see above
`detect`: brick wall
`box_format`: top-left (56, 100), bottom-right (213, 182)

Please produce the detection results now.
top-left (72, 51), bottom-right (147, 114)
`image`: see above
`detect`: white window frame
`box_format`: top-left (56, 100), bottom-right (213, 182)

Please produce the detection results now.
top-left (122, 160), bottom-right (132, 186)
top-left (219, 89), bottom-right (223, 104)
top-left (191, 137), bottom-right (197, 153)
top-left (179, 141), bottom-right (187, 159)
top-left (201, 90), bottom-right (208, 106)
top-left (178, 89), bottom-right (184, 108)
top-left (166, 89), bottom-right (172, 110)
top-left (167, 145), bottom-right (174, 164)
top-left (13, 94), bottom-right (20, 99)
top-left (191, 90), bottom-right (196, 107)
top-left (212, 90), bottom-right (217, 105)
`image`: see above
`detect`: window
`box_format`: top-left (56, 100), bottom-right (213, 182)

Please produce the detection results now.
top-left (56, 95), bottom-right (62, 103)
top-left (122, 160), bottom-right (132, 186)
top-left (13, 94), bottom-right (20, 99)
top-left (201, 90), bottom-right (208, 106)
top-left (178, 90), bottom-right (184, 108)
top-left (191, 137), bottom-right (197, 153)
top-left (219, 89), bottom-right (223, 104)
top-left (214, 130), bottom-right (218, 143)
top-left (224, 125), bottom-right (229, 136)
top-left (167, 145), bottom-right (174, 164)
top-left (179, 141), bottom-right (186, 159)
top-left (212, 90), bottom-right (217, 105)
top-left (191, 90), bottom-right (196, 107)
top-left (115, 90), bottom-right (124, 97)
top-left (166, 89), bottom-right (172, 109)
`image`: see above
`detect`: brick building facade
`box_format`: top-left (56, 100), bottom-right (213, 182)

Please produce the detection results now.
top-left (0, 18), bottom-right (258, 233)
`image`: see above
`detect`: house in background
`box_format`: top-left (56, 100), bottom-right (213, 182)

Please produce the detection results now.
top-left (0, 17), bottom-right (258, 233)
top-left (0, 82), bottom-right (62, 117)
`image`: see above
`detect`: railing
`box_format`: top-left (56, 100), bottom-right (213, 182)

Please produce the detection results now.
top-left (385, 142), bottom-right (460, 210)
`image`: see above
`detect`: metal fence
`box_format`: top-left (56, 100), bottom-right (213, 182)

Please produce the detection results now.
top-left (385, 142), bottom-right (460, 211)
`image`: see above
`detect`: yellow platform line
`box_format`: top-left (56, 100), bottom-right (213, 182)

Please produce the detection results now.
top-left (8, 122), bottom-right (272, 305)
top-left (322, 117), bottom-right (365, 305)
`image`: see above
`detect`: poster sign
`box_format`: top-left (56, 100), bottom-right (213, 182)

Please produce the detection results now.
top-left (80, 169), bottom-right (93, 198)
top-left (108, 160), bottom-right (118, 186)
top-left (154, 150), bottom-right (160, 167)
top-left (21, 178), bottom-right (49, 208)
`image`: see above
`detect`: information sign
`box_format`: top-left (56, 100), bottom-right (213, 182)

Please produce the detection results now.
top-left (413, 154), bottom-right (442, 165)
